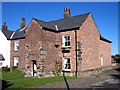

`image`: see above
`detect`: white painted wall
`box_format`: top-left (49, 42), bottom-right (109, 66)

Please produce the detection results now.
top-left (0, 30), bottom-right (11, 68)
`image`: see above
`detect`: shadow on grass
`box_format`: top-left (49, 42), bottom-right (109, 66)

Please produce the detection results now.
top-left (110, 66), bottom-right (120, 80)
top-left (2, 80), bottom-right (13, 89)
top-left (115, 67), bottom-right (120, 72)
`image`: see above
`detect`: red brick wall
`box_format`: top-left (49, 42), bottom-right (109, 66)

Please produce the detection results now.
top-left (24, 19), bottom-right (57, 73)
top-left (10, 14), bottom-right (111, 75)
top-left (77, 14), bottom-right (101, 71)
top-left (99, 40), bottom-right (111, 66)
top-left (10, 39), bottom-right (26, 71)
top-left (57, 30), bottom-right (76, 72)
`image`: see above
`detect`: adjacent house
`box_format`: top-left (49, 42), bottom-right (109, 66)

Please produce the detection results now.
top-left (2, 8), bottom-right (112, 77)
top-left (0, 54), bottom-right (5, 67)
top-left (0, 22), bottom-right (13, 67)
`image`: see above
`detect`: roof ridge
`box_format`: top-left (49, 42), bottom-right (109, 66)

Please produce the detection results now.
top-left (33, 12), bottom-right (90, 23)
top-left (33, 18), bottom-right (47, 23)
top-left (32, 12), bottom-right (90, 31)
top-left (47, 12), bottom-right (90, 23)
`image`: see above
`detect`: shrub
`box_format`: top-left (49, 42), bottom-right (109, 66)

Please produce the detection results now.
top-left (2, 66), bottom-right (10, 72)
top-left (12, 66), bottom-right (18, 71)
top-left (53, 60), bottom-right (62, 76)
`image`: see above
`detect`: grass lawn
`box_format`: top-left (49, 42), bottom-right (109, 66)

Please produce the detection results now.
top-left (2, 69), bottom-right (72, 89)
top-left (6, 76), bottom-right (71, 89)
top-left (2, 69), bottom-right (24, 80)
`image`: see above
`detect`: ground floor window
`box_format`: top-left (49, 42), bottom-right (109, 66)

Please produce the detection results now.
top-left (0, 62), bottom-right (2, 66)
top-left (63, 57), bottom-right (71, 71)
top-left (14, 57), bottom-right (19, 66)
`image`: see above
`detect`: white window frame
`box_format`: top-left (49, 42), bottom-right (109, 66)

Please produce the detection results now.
top-left (14, 57), bottom-right (19, 66)
top-left (14, 40), bottom-right (20, 51)
top-left (62, 35), bottom-right (71, 47)
top-left (63, 57), bottom-right (71, 71)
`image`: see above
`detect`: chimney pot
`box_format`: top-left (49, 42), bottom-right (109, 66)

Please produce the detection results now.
top-left (64, 7), bottom-right (71, 18)
top-left (20, 17), bottom-right (26, 29)
top-left (2, 22), bottom-right (8, 30)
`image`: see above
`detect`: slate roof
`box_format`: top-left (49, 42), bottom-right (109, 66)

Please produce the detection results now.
top-left (1, 27), bottom-right (27, 40)
top-left (0, 54), bottom-right (5, 61)
top-left (1, 13), bottom-right (111, 43)
top-left (34, 13), bottom-right (90, 31)
top-left (33, 19), bottom-right (56, 31)
top-left (1, 30), bottom-right (14, 40)
top-left (11, 27), bottom-right (27, 39)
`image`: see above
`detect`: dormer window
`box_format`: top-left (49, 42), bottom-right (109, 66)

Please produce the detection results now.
top-left (62, 35), bottom-right (71, 47)
top-left (14, 40), bottom-right (19, 51)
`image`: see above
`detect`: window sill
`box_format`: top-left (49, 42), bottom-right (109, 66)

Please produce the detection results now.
top-left (62, 69), bottom-right (71, 72)
top-left (14, 50), bottom-right (19, 52)
top-left (61, 47), bottom-right (71, 52)
top-left (61, 46), bottom-right (71, 49)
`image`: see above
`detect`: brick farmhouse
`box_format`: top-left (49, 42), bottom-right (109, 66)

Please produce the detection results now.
top-left (1, 8), bottom-right (112, 77)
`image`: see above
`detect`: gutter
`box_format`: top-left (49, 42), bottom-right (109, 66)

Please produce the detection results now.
top-left (75, 29), bottom-right (78, 77)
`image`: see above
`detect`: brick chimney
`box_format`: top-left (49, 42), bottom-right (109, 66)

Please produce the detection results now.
top-left (2, 22), bottom-right (8, 30)
top-left (64, 8), bottom-right (71, 18)
top-left (20, 17), bottom-right (26, 29)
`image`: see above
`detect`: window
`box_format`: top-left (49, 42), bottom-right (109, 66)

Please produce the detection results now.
top-left (0, 62), bottom-right (2, 66)
top-left (63, 57), bottom-right (71, 71)
top-left (14, 40), bottom-right (19, 51)
top-left (62, 35), bottom-right (70, 47)
top-left (14, 57), bottom-right (19, 66)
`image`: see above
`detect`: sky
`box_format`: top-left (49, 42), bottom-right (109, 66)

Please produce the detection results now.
top-left (1, 2), bottom-right (118, 55)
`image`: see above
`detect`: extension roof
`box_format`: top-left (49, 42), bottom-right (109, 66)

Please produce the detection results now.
top-left (11, 27), bottom-right (27, 40)
top-left (1, 30), bottom-right (14, 40)
top-left (100, 35), bottom-right (112, 43)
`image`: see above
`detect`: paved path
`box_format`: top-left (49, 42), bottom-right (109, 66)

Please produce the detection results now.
top-left (32, 65), bottom-right (120, 89)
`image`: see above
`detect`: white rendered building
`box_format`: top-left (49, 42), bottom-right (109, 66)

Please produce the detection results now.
top-left (0, 29), bottom-right (13, 68)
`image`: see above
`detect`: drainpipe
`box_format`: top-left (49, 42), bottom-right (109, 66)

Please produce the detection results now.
top-left (75, 30), bottom-right (78, 77)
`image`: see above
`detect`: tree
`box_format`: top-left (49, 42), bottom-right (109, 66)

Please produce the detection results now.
top-left (112, 54), bottom-right (120, 63)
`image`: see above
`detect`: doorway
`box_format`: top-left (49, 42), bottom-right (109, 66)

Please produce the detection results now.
top-left (31, 60), bottom-right (37, 76)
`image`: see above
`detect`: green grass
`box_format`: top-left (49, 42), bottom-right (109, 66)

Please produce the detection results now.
top-left (2, 69), bottom-right (24, 80)
top-left (2, 69), bottom-right (72, 89)
top-left (7, 76), bottom-right (71, 88)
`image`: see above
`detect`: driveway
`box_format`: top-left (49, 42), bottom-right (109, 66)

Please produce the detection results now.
top-left (32, 65), bottom-right (120, 89)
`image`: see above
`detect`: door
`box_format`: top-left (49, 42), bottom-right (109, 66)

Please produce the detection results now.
top-left (31, 60), bottom-right (37, 76)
